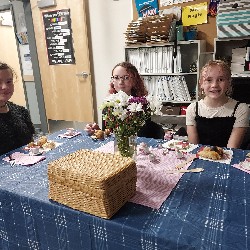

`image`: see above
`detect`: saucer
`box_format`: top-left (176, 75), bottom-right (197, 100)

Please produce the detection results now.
top-left (64, 132), bottom-right (75, 136)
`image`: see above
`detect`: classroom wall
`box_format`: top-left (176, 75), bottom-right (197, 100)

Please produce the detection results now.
top-left (132, 0), bottom-right (217, 52)
top-left (87, 0), bottom-right (132, 125)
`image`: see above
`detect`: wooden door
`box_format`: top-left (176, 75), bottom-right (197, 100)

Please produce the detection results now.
top-left (29, 0), bottom-right (94, 122)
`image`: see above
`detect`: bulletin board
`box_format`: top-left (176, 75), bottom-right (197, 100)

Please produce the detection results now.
top-left (132, 0), bottom-right (216, 52)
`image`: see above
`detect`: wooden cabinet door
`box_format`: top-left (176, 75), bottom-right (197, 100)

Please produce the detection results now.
top-left (30, 0), bottom-right (94, 122)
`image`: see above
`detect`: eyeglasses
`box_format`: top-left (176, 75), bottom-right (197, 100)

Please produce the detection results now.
top-left (111, 75), bottom-right (131, 82)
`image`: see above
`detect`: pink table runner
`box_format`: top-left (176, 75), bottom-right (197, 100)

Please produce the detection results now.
top-left (95, 141), bottom-right (195, 209)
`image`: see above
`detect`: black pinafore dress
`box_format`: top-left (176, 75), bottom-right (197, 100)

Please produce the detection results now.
top-left (195, 102), bottom-right (240, 147)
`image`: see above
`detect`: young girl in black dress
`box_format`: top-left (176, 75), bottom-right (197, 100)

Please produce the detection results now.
top-left (0, 62), bottom-right (35, 155)
top-left (186, 60), bottom-right (250, 148)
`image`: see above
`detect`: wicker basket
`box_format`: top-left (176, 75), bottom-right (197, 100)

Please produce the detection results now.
top-left (48, 149), bottom-right (137, 219)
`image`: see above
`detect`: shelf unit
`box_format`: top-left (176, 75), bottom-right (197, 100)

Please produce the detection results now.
top-left (214, 38), bottom-right (250, 106)
top-left (125, 40), bottom-right (206, 129)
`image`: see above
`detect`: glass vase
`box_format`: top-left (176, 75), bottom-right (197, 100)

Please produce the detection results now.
top-left (114, 134), bottom-right (137, 159)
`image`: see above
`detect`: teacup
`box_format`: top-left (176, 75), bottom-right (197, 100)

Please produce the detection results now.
top-left (66, 128), bottom-right (75, 135)
top-left (30, 146), bottom-right (40, 155)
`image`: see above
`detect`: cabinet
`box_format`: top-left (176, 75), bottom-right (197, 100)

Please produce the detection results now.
top-left (214, 38), bottom-right (250, 105)
top-left (125, 40), bottom-right (206, 129)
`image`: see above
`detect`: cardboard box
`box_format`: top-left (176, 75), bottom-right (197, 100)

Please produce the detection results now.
top-left (161, 106), bottom-right (180, 115)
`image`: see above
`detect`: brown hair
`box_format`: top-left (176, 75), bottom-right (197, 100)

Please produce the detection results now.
top-left (0, 62), bottom-right (16, 82)
top-left (199, 60), bottom-right (232, 97)
top-left (109, 62), bottom-right (148, 96)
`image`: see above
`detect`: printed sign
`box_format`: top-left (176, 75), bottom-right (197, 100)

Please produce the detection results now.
top-left (182, 2), bottom-right (208, 26)
top-left (42, 9), bottom-right (75, 65)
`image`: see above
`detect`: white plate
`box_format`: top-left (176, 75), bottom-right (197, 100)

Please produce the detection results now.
top-left (198, 149), bottom-right (233, 164)
top-left (162, 139), bottom-right (198, 153)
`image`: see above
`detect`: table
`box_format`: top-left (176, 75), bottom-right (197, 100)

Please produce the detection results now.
top-left (0, 130), bottom-right (250, 250)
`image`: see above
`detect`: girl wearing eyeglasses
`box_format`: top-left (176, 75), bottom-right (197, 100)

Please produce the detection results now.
top-left (106, 62), bottom-right (164, 139)
top-left (109, 62), bottom-right (148, 97)
top-left (86, 62), bottom-right (164, 139)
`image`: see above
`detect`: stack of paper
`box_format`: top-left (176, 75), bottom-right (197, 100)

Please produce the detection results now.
top-left (125, 19), bottom-right (147, 45)
top-left (231, 47), bottom-right (246, 73)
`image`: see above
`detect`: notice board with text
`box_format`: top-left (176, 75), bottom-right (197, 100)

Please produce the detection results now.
top-left (42, 9), bottom-right (75, 65)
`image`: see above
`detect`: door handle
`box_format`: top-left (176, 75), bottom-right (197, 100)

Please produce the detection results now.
top-left (76, 72), bottom-right (91, 78)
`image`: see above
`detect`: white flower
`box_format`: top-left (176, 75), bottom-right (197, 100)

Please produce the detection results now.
top-left (104, 91), bottom-right (130, 108)
top-left (120, 109), bottom-right (128, 120)
top-left (146, 96), bottom-right (162, 115)
top-left (112, 105), bottom-right (127, 120)
top-left (116, 91), bottom-right (130, 105)
top-left (128, 102), bottom-right (144, 113)
top-left (101, 92), bottom-right (161, 135)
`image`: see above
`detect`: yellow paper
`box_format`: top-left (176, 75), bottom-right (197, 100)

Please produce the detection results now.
top-left (182, 2), bottom-right (207, 26)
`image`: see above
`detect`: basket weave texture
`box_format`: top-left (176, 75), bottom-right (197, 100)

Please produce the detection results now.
top-left (48, 149), bottom-right (137, 219)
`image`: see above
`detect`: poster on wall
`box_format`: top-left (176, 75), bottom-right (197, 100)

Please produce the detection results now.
top-left (134, 0), bottom-right (159, 17)
top-left (208, 0), bottom-right (220, 16)
top-left (42, 9), bottom-right (75, 65)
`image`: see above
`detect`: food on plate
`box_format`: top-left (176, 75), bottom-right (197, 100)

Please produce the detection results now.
top-left (198, 146), bottom-right (224, 160)
top-left (27, 141), bottom-right (36, 148)
top-left (167, 140), bottom-right (191, 150)
top-left (42, 141), bottom-right (56, 149)
top-left (26, 136), bottom-right (47, 149)
top-left (84, 123), bottom-right (100, 136)
top-left (26, 136), bottom-right (56, 151)
top-left (104, 128), bottom-right (111, 137)
top-left (37, 136), bottom-right (48, 147)
top-left (91, 130), bottom-right (104, 140)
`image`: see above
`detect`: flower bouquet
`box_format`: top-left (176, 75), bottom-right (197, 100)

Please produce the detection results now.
top-left (101, 91), bottom-right (162, 157)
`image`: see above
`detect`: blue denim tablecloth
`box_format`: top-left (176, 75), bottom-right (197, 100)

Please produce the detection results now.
top-left (0, 130), bottom-right (250, 250)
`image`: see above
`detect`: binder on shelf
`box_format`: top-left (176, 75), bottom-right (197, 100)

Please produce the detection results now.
top-left (162, 76), bottom-right (172, 101)
top-left (125, 40), bottom-right (205, 122)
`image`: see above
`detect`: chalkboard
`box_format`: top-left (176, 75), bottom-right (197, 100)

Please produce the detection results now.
top-left (42, 9), bottom-right (75, 65)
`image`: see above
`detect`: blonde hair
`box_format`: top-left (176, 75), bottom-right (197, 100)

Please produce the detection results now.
top-left (199, 60), bottom-right (232, 98)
